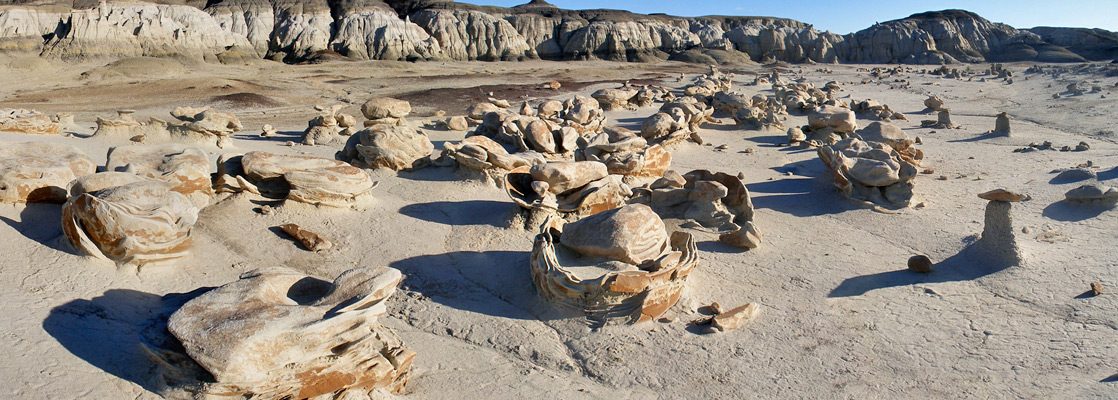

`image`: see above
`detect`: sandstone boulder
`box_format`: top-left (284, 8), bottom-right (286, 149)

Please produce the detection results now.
top-left (105, 145), bottom-right (213, 209)
top-left (529, 161), bottom-right (609, 194)
top-left (62, 181), bottom-right (198, 267)
top-left (532, 213), bottom-right (698, 325)
top-left (241, 152), bottom-right (375, 207)
top-left (807, 105), bottom-right (857, 133)
top-left (0, 142), bottom-right (96, 203)
top-left (339, 125), bottom-right (434, 171)
top-left (142, 266), bottom-right (413, 398)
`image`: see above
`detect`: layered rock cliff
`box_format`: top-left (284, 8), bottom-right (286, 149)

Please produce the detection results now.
top-left (0, 1), bottom-right (1111, 64)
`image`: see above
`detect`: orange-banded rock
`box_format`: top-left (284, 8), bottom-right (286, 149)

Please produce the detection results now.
top-left (241, 152), bottom-right (375, 207)
top-left (62, 181), bottom-right (198, 267)
top-left (530, 208), bottom-right (698, 325)
top-left (818, 137), bottom-right (919, 207)
top-left (141, 266), bottom-right (414, 398)
top-left (338, 125), bottom-right (434, 171)
top-left (0, 109), bottom-right (62, 135)
top-left (105, 145), bottom-right (214, 209)
top-left (0, 142), bottom-right (96, 203)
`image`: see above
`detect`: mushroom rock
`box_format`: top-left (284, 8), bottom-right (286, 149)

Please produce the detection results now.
top-left (62, 180), bottom-right (198, 268)
top-left (0, 142), bottom-right (96, 204)
top-left (339, 125), bottom-right (435, 171)
top-left (974, 189), bottom-right (1026, 266)
top-left (141, 266), bottom-right (413, 398)
top-left (105, 145), bottom-right (214, 209)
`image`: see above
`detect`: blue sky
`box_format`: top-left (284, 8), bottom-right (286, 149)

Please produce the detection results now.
top-left (457, 0), bottom-right (1118, 34)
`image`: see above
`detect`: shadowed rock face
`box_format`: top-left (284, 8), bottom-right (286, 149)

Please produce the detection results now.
top-left (0, 2), bottom-right (1109, 64)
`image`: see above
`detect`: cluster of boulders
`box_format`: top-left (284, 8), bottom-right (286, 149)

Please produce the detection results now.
top-left (141, 266), bottom-right (414, 398)
top-left (505, 161), bottom-right (631, 223)
top-left (851, 99), bottom-right (906, 121)
top-left (0, 109), bottom-right (62, 135)
top-left (439, 96), bottom-right (612, 182)
top-left (60, 145), bottom-right (213, 268)
top-left (818, 122), bottom-right (923, 208)
top-left (94, 107), bottom-right (243, 147)
top-left (591, 84), bottom-right (671, 111)
top-left (530, 204), bottom-right (698, 325)
top-left (301, 104), bottom-right (359, 146)
top-left (630, 170), bottom-right (760, 249)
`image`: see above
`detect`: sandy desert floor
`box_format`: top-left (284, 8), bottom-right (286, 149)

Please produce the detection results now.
top-left (0, 56), bottom-right (1115, 399)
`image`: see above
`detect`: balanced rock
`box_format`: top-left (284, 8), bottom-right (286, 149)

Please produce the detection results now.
top-left (924, 95), bottom-right (947, 112)
top-left (143, 266), bottom-right (413, 398)
top-left (339, 125), bottom-right (434, 171)
top-left (0, 142), bottom-right (96, 203)
top-left (62, 181), bottom-right (198, 267)
top-left (978, 189), bottom-right (1029, 202)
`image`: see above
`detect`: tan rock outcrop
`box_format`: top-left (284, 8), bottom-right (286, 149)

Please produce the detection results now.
top-left (531, 206), bottom-right (699, 325)
top-left (0, 109), bottom-right (62, 135)
top-left (240, 152), bottom-right (375, 207)
top-left (62, 180), bottom-right (198, 267)
top-left (142, 266), bottom-right (413, 398)
top-left (339, 125), bottom-right (434, 171)
top-left (94, 108), bottom-right (242, 147)
top-left (0, 142), bottom-right (96, 203)
top-left (361, 97), bottom-right (411, 126)
top-left (633, 170), bottom-right (758, 239)
top-left (818, 138), bottom-right (919, 207)
top-left (105, 145), bottom-right (214, 209)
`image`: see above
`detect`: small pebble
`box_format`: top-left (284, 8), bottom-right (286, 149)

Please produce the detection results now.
top-left (1091, 282), bottom-right (1103, 296)
top-left (710, 302), bottom-right (724, 315)
top-left (908, 255), bottom-right (933, 273)
top-left (284, 141), bottom-right (295, 146)
top-left (258, 205), bottom-right (274, 215)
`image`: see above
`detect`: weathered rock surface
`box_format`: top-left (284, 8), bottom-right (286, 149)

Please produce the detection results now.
top-left (240, 151), bottom-right (375, 207)
top-left (818, 137), bottom-right (920, 207)
top-left (105, 145), bottom-right (214, 209)
top-left (142, 266), bottom-right (413, 398)
top-left (1065, 184), bottom-right (1118, 205)
top-left (0, 142), bottom-right (96, 203)
top-left (531, 207), bottom-right (698, 325)
top-left (529, 161), bottom-right (608, 194)
top-left (62, 180), bottom-right (199, 267)
top-left (0, 109), bottom-right (61, 135)
top-left (339, 125), bottom-right (434, 171)
top-left (559, 204), bottom-right (669, 266)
